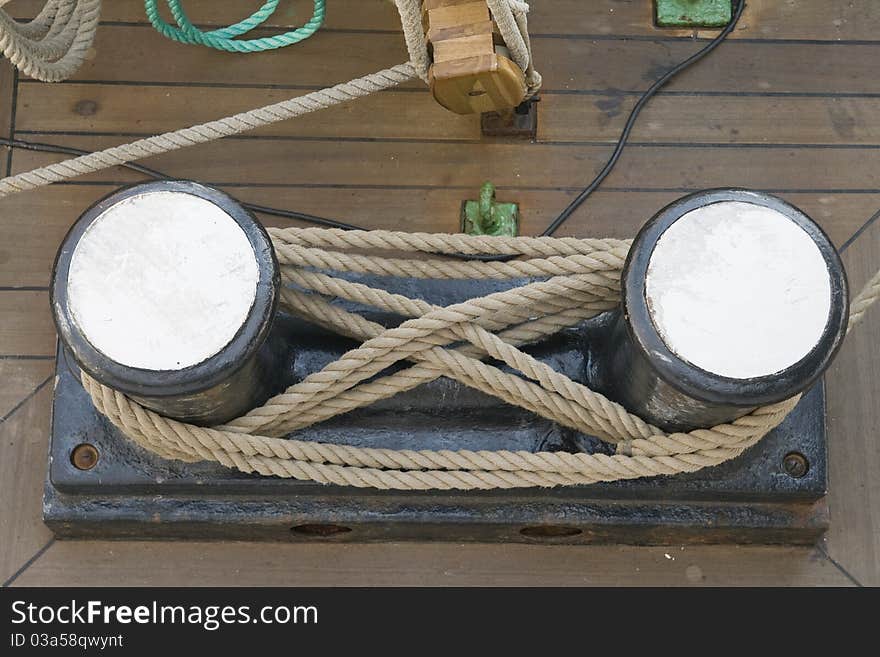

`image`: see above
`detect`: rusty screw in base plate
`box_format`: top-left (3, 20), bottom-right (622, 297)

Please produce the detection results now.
top-left (782, 452), bottom-right (809, 478)
top-left (71, 443), bottom-right (99, 471)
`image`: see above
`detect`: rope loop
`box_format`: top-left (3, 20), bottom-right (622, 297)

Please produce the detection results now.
top-left (144, 0), bottom-right (325, 53)
top-left (0, 0), bottom-right (101, 81)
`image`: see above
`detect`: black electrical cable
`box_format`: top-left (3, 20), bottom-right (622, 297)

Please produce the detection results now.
top-left (0, 137), bottom-right (362, 231)
top-left (0, 0), bottom-right (744, 241)
top-left (541, 0), bottom-right (745, 236)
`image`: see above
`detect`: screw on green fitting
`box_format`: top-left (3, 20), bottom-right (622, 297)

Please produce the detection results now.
top-left (654, 0), bottom-right (732, 28)
top-left (461, 182), bottom-right (519, 237)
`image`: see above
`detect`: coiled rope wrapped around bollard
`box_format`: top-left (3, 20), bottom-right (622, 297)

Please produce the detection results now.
top-left (74, 226), bottom-right (880, 490)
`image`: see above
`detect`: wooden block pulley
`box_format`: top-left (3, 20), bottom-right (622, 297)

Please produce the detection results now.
top-left (423, 0), bottom-right (528, 115)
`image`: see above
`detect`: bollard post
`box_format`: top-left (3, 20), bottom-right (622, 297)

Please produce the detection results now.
top-left (51, 180), bottom-right (286, 425)
top-left (591, 189), bottom-right (849, 431)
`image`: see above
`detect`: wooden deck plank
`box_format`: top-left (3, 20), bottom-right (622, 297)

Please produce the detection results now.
top-left (530, 38), bottom-right (880, 95)
top-left (12, 137), bottom-right (880, 192)
top-left (824, 216), bottom-right (880, 586)
top-left (0, 383), bottom-right (53, 585)
top-left (0, 186), bottom-right (103, 289)
top-left (696, 0), bottom-right (879, 41)
top-left (5, 0), bottom-right (403, 32)
top-left (12, 541), bottom-right (853, 587)
top-left (226, 187), bottom-right (874, 246)
top-left (69, 27), bottom-right (418, 88)
top-left (37, 25), bottom-right (880, 96)
top-left (0, 358), bottom-right (53, 420)
top-left (6, 0), bottom-right (877, 41)
top-left (0, 291), bottom-right (55, 357)
top-left (16, 85), bottom-right (880, 149)
top-left (539, 94), bottom-right (880, 146)
top-left (1, 185), bottom-right (873, 289)
top-left (14, 85), bottom-right (478, 140)
top-left (0, 61), bottom-right (14, 173)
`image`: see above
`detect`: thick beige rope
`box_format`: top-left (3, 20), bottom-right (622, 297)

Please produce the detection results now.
top-left (393, 0), bottom-right (430, 82)
top-left (70, 225), bottom-right (880, 491)
top-left (848, 266), bottom-right (880, 333)
top-left (0, 0), bottom-right (101, 82)
top-left (0, 62), bottom-right (418, 197)
top-left (0, 1), bottom-right (538, 195)
top-left (485, 0), bottom-right (542, 97)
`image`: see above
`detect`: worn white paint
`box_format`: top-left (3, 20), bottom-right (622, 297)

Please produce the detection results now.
top-left (645, 201), bottom-right (832, 379)
top-left (68, 191), bottom-right (259, 371)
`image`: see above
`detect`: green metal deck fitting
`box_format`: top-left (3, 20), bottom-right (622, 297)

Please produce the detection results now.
top-left (461, 182), bottom-right (519, 237)
top-left (654, 0), bottom-right (732, 28)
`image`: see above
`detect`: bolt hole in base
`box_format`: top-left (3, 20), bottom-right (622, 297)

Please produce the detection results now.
top-left (782, 452), bottom-right (810, 479)
top-left (290, 523), bottom-right (353, 537)
top-left (520, 525), bottom-right (583, 539)
top-left (70, 443), bottom-right (99, 471)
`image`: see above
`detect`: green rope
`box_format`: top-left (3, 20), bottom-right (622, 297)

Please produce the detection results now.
top-left (144, 1), bottom-right (325, 53)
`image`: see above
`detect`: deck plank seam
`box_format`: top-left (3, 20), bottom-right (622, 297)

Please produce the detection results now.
top-left (816, 544), bottom-right (864, 586)
top-left (2, 538), bottom-right (55, 588)
top-left (15, 131), bottom-right (880, 150)
top-left (0, 374), bottom-right (51, 425)
top-left (4, 68), bottom-right (17, 177)
top-left (6, 13), bottom-right (880, 46)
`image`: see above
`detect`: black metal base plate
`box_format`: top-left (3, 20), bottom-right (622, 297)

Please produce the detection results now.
top-left (45, 277), bottom-right (829, 545)
top-left (481, 99), bottom-right (539, 139)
